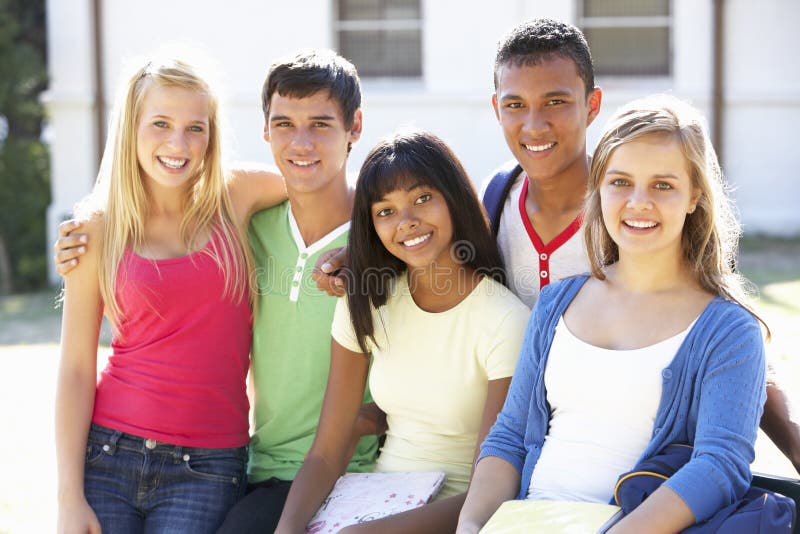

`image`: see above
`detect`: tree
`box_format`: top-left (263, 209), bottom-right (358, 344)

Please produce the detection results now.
top-left (0, 0), bottom-right (50, 293)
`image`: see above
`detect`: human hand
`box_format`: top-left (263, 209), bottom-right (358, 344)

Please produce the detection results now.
top-left (311, 247), bottom-right (348, 297)
top-left (54, 219), bottom-right (88, 276)
top-left (57, 494), bottom-right (102, 534)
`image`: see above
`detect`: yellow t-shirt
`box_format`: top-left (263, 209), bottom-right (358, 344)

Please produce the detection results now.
top-left (332, 275), bottom-right (530, 497)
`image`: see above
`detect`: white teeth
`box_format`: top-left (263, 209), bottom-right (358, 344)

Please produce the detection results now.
top-left (403, 233), bottom-right (431, 247)
top-left (524, 142), bottom-right (555, 152)
top-left (292, 160), bottom-right (316, 167)
top-left (158, 156), bottom-right (187, 169)
top-left (625, 220), bottom-right (657, 228)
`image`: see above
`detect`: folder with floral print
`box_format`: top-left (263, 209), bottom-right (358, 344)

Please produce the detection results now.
top-left (305, 471), bottom-right (447, 533)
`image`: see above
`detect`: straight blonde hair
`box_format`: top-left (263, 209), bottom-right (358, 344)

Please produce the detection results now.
top-left (79, 57), bottom-right (253, 331)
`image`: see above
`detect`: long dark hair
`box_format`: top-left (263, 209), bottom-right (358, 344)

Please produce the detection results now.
top-left (345, 129), bottom-right (506, 353)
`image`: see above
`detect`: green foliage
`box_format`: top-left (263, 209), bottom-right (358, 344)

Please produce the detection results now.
top-left (0, 0), bottom-right (50, 292)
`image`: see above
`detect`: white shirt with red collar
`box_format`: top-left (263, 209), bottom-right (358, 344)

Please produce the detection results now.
top-left (494, 172), bottom-right (588, 309)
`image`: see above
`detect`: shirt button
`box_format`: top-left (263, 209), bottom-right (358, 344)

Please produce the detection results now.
top-left (662, 369), bottom-right (673, 380)
top-left (145, 439), bottom-right (157, 450)
top-left (300, 252), bottom-right (308, 259)
top-left (540, 253), bottom-right (548, 261)
top-left (654, 427), bottom-right (661, 435)
top-left (540, 270), bottom-right (548, 278)
top-left (296, 266), bottom-right (302, 272)
top-left (292, 281), bottom-right (299, 287)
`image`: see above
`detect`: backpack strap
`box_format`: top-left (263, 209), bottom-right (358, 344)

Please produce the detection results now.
top-left (483, 161), bottom-right (524, 238)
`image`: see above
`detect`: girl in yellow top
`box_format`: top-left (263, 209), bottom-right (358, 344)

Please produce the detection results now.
top-left (275, 130), bottom-right (530, 533)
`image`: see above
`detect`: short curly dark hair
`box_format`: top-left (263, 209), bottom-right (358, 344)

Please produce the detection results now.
top-left (494, 18), bottom-right (595, 96)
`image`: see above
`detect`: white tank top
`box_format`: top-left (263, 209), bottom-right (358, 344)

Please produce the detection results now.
top-left (527, 316), bottom-right (693, 503)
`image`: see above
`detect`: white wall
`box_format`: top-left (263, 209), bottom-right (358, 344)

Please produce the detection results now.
top-left (723, 0), bottom-right (800, 234)
top-left (45, 0), bottom-right (800, 283)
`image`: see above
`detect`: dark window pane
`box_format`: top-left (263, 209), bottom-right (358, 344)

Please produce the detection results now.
top-left (339, 0), bottom-right (420, 21)
top-left (340, 0), bottom-right (380, 20)
top-left (583, 0), bottom-right (669, 18)
top-left (585, 26), bottom-right (670, 76)
top-left (385, 0), bottom-right (420, 19)
top-left (339, 30), bottom-right (422, 77)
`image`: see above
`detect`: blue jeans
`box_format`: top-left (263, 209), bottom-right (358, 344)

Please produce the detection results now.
top-left (84, 423), bottom-right (247, 533)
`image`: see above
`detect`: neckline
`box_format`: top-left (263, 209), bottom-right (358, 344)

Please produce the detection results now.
top-left (518, 175), bottom-right (583, 254)
top-left (287, 204), bottom-right (350, 255)
top-left (398, 273), bottom-right (489, 315)
top-left (556, 313), bottom-right (700, 353)
top-left (127, 234), bottom-right (215, 265)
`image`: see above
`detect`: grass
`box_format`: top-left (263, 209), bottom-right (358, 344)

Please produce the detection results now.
top-left (0, 238), bottom-right (797, 532)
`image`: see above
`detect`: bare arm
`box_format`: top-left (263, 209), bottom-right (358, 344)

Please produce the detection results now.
top-left (456, 457), bottom-right (520, 534)
top-left (607, 485), bottom-right (694, 534)
top-left (55, 217), bottom-right (103, 534)
top-left (54, 165), bottom-right (286, 276)
top-left (340, 377), bottom-right (513, 534)
top-left (760, 378), bottom-right (800, 475)
top-left (227, 164), bottom-right (287, 226)
top-left (344, 401), bottom-right (387, 461)
top-left (275, 340), bottom-right (370, 534)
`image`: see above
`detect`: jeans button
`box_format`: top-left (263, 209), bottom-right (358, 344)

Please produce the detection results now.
top-left (145, 439), bottom-right (157, 450)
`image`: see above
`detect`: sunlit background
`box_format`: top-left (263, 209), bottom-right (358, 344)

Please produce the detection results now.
top-left (0, 1), bottom-right (798, 532)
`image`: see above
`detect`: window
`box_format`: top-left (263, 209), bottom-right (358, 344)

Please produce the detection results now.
top-left (579, 0), bottom-right (671, 76)
top-left (335, 0), bottom-right (422, 78)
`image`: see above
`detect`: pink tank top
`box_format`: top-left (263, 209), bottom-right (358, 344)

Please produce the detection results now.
top-left (92, 234), bottom-right (252, 448)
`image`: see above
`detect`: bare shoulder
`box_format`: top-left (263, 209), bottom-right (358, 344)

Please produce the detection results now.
top-left (226, 163), bottom-right (284, 194)
top-left (226, 164), bottom-right (287, 224)
top-left (78, 211), bottom-right (105, 241)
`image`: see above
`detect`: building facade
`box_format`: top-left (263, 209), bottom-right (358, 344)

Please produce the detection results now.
top-left (44, 0), bottom-right (800, 280)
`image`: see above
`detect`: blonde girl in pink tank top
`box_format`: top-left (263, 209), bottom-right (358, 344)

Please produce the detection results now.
top-left (56, 56), bottom-right (286, 533)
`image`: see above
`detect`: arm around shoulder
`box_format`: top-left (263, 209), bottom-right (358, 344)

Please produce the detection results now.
top-left (226, 164), bottom-right (287, 225)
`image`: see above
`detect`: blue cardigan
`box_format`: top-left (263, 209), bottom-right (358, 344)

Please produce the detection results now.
top-left (479, 276), bottom-right (766, 523)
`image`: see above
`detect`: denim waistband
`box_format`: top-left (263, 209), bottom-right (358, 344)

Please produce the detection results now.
top-left (88, 423), bottom-right (248, 459)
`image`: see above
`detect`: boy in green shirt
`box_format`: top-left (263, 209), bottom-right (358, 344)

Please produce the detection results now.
top-left (217, 49), bottom-right (379, 533)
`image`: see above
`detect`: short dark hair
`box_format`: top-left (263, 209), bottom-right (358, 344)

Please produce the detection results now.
top-left (494, 18), bottom-right (595, 95)
top-left (345, 130), bottom-right (506, 353)
top-left (261, 49), bottom-right (361, 128)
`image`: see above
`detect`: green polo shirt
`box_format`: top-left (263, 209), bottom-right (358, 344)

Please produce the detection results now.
top-left (247, 201), bottom-right (377, 482)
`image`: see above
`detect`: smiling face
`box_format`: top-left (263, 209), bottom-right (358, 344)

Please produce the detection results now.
top-left (265, 89), bottom-right (362, 197)
top-left (600, 133), bottom-right (700, 261)
top-left (492, 55), bottom-right (601, 183)
top-left (370, 183), bottom-right (455, 272)
top-left (136, 83), bottom-right (210, 191)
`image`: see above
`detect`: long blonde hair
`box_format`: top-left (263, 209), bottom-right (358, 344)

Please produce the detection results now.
top-left (584, 95), bottom-right (766, 330)
top-left (79, 57), bottom-right (253, 330)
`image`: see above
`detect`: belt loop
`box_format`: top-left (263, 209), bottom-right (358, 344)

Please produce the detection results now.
top-left (173, 445), bottom-right (183, 464)
top-left (106, 430), bottom-right (122, 455)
